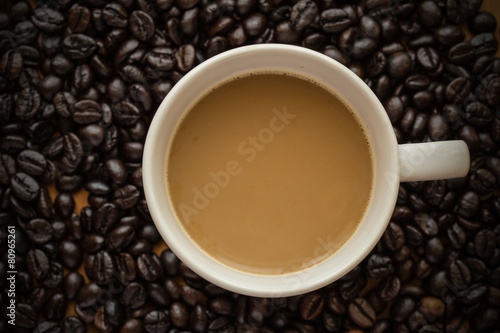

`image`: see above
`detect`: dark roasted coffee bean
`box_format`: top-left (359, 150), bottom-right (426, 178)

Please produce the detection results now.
top-left (29, 287), bottom-right (47, 312)
top-left (59, 239), bottom-right (83, 269)
top-left (418, 1), bottom-right (442, 27)
top-left (93, 250), bottom-right (115, 286)
top-left (417, 47), bottom-right (440, 71)
top-left (114, 185), bottom-right (140, 209)
top-left (72, 64), bottom-right (93, 91)
top-left (16, 303), bottom-right (38, 328)
top-left (67, 6), bottom-right (91, 33)
top-left (72, 99), bottom-right (102, 124)
top-left (0, 49), bottom-right (23, 80)
top-left (11, 172), bottom-right (39, 201)
top-left (77, 124), bottom-right (105, 147)
top-left (26, 248), bottom-right (50, 279)
top-left (54, 192), bottom-right (74, 218)
top-left (474, 229), bottom-right (496, 259)
top-left (64, 271), bottom-right (84, 300)
top-left (114, 252), bottom-right (136, 285)
top-left (470, 32), bottom-right (498, 56)
top-left (377, 275), bottom-right (400, 302)
top-left (17, 149), bottom-right (46, 176)
top-left (320, 8), bottom-right (352, 33)
top-left (26, 218), bottom-right (53, 245)
top-left (112, 100), bottom-right (140, 125)
top-left (93, 203), bottom-right (118, 235)
top-left (31, 7), bottom-right (64, 32)
top-left (366, 254), bottom-right (393, 278)
top-left (83, 233), bottom-right (105, 253)
top-left (144, 310), bottom-right (170, 333)
top-left (62, 34), bottom-right (96, 60)
top-left (106, 224), bottom-right (135, 252)
top-left (465, 102), bottom-right (493, 128)
top-left (290, 0), bottom-right (318, 31)
top-left (382, 222), bottom-right (404, 251)
top-left (387, 52), bottom-right (412, 79)
top-left (129, 10), bottom-right (154, 41)
top-left (448, 42), bottom-right (474, 65)
top-left (121, 281), bottom-right (146, 309)
top-left (414, 213), bottom-right (438, 237)
top-left (299, 293), bottom-right (324, 320)
top-left (53, 92), bottom-right (76, 118)
top-left (348, 298), bottom-right (375, 328)
top-left (435, 24), bottom-right (465, 46)
top-left (137, 253), bottom-right (162, 282)
top-left (470, 11), bottom-right (497, 33)
top-left (102, 3), bottom-right (128, 28)
top-left (168, 302), bottom-right (188, 328)
top-left (44, 293), bottom-right (67, 321)
top-left (181, 285), bottom-right (208, 306)
top-left (15, 87), bottom-right (41, 120)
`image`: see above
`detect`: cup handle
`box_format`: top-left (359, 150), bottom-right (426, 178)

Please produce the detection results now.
top-left (398, 140), bottom-right (470, 182)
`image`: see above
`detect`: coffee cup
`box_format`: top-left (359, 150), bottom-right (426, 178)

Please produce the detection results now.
top-left (143, 44), bottom-right (469, 297)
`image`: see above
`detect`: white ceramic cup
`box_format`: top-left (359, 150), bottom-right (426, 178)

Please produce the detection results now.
top-left (143, 44), bottom-right (470, 297)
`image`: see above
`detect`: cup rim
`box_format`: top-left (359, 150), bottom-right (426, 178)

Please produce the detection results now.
top-left (143, 44), bottom-right (400, 297)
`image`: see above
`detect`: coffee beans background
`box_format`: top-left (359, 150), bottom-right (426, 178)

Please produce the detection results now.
top-left (1, 0), bottom-right (500, 332)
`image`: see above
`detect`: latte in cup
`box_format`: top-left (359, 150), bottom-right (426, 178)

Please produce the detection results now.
top-left (166, 72), bottom-right (373, 274)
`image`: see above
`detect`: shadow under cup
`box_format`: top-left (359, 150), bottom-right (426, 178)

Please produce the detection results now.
top-left (143, 44), bottom-right (400, 297)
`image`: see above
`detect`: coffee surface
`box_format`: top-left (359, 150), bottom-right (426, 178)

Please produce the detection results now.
top-left (167, 73), bottom-right (373, 274)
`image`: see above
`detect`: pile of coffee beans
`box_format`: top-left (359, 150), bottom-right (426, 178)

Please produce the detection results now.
top-left (1, 0), bottom-right (499, 332)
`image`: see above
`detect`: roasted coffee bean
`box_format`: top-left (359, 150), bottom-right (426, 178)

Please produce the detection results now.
top-left (112, 100), bottom-right (140, 125)
top-left (28, 287), bottom-right (47, 312)
top-left (121, 281), bottom-right (147, 309)
top-left (366, 254), bottom-right (393, 279)
top-left (15, 87), bottom-right (41, 121)
top-left (53, 192), bottom-right (74, 218)
top-left (67, 6), bottom-right (91, 33)
top-left (144, 310), bottom-right (170, 333)
top-left (0, 49), bottom-right (23, 80)
top-left (72, 64), bottom-right (93, 91)
top-left (53, 92), bottom-right (76, 118)
top-left (435, 24), bottom-right (465, 46)
top-left (26, 218), bottom-right (54, 245)
top-left (17, 149), bottom-right (46, 176)
top-left (470, 32), bottom-right (498, 56)
top-left (320, 8), bottom-right (352, 33)
top-left (387, 52), bottom-right (412, 79)
top-left (102, 3), bottom-right (128, 28)
top-left (64, 271), bottom-right (84, 300)
top-left (474, 229), bottom-right (496, 259)
top-left (114, 185), bottom-right (140, 209)
top-left (137, 253), bottom-right (162, 282)
top-left (298, 293), bottom-right (324, 320)
top-left (93, 203), bottom-right (118, 235)
top-left (16, 303), bottom-right (38, 328)
top-left (11, 172), bottom-right (39, 201)
top-left (45, 293), bottom-right (67, 321)
top-left (93, 250), bottom-right (115, 286)
top-left (382, 222), bottom-right (405, 251)
top-left (470, 11), bottom-right (497, 33)
top-left (181, 285), bottom-right (208, 306)
top-left (167, 302), bottom-right (188, 328)
top-left (290, 0), bottom-right (318, 31)
top-left (348, 298), bottom-right (375, 328)
top-left (62, 34), bottom-right (96, 60)
top-left (417, 47), bottom-right (440, 71)
top-left (59, 239), bottom-right (83, 269)
top-left (26, 248), bottom-right (50, 280)
top-left (31, 7), bottom-right (64, 32)
top-left (106, 224), bottom-right (135, 252)
top-left (129, 10), bottom-right (154, 41)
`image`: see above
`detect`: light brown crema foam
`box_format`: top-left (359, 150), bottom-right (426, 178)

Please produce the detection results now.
top-left (167, 71), bottom-right (373, 274)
